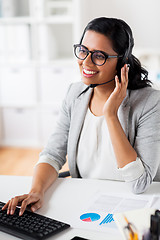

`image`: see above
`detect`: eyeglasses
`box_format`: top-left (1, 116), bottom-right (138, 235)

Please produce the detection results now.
top-left (73, 44), bottom-right (122, 66)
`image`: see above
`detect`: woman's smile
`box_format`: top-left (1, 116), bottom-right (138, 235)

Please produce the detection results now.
top-left (82, 67), bottom-right (99, 78)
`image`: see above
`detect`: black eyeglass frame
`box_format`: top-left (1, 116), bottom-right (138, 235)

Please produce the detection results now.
top-left (73, 44), bottom-right (122, 66)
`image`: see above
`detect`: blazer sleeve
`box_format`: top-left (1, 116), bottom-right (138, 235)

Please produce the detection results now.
top-left (125, 89), bottom-right (160, 193)
top-left (37, 84), bottom-right (73, 172)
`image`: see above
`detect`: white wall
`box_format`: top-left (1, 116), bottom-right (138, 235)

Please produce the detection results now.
top-left (76, 0), bottom-right (160, 50)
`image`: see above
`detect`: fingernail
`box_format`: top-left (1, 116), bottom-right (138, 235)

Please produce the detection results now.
top-left (31, 207), bottom-right (35, 212)
top-left (19, 211), bottom-right (22, 216)
top-left (115, 75), bottom-right (119, 82)
top-left (11, 210), bottom-right (14, 215)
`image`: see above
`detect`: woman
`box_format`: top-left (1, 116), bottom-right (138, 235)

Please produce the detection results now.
top-left (3, 17), bottom-right (160, 216)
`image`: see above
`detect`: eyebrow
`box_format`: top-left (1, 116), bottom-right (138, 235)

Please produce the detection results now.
top-left (81, 44), bottom-right (110, 55)
top-left (80, 44), bottom-right (118, 57)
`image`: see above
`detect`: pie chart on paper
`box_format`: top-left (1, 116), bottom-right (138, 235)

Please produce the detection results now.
top-left (80, 213), bottom-right (101, 222)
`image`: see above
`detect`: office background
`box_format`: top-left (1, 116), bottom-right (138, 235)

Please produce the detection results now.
top-left (0, 0), bottom-right (160, 173)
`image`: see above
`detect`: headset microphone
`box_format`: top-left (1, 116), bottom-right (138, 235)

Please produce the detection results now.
top-left (89, 78), bottom-right (115, 88)
top-left (78, 78), bottom-right (115, 97)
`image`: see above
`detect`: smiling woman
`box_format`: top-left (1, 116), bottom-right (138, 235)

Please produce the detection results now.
top-left (2, 17), bottom-right (160, 217)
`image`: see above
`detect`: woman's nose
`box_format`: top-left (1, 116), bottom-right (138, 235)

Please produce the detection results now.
top-left (83, 53), bottom-right (94, 66)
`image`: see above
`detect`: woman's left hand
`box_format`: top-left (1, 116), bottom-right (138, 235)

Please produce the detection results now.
top-left (103, 64), bottom-right (129, 118)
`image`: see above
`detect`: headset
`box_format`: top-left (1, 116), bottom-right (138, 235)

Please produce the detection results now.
top-left (113, 24), bottom-right (133, 84)
top-left (120, 24), bottom-right (133, 66)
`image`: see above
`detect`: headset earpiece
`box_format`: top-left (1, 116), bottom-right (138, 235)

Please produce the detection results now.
top-left (121, 28), bottom-right (132, 66)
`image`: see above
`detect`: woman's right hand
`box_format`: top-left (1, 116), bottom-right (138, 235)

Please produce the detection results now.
top-left (2, 191), bottom-right (44, 216)
top-left (2, 164), bottom-right (58, 216)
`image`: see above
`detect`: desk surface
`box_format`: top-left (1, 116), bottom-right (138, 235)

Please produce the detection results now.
top-left (0, 175), bottom-right (160, 240)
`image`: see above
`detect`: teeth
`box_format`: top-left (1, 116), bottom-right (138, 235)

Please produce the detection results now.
top-left (83, 69), bottom-right (96, 75)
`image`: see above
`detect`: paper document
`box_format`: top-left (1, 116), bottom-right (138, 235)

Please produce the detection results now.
top-left (71, 192), bottom-right (153, 234)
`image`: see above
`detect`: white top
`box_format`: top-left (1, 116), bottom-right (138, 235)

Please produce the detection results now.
top-left (77, 108), bottom-right (144, 181)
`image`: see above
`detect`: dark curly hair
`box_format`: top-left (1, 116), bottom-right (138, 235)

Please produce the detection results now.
top-left (80, 17), bottom-right (152, 89)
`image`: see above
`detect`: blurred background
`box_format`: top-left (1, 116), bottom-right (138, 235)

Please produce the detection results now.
top-left (0, 0), bottom-right (160, 175)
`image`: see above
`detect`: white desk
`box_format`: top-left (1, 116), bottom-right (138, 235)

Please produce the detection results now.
top-left (0, 176), bottom-right (160, 240)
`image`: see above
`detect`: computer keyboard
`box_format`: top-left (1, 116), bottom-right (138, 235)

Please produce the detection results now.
top-left (0, 201), bottom-right (70, 240)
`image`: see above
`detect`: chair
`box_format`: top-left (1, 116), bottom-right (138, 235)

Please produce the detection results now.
top-left (58, 171), bottom-right (70, 178)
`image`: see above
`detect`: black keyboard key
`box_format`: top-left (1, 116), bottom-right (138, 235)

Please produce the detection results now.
top-left (0, 201), bottom-right (70, 239)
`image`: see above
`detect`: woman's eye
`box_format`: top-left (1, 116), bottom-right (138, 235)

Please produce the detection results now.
top-left (79, 47), bottom-right (87, 53)
top-left (79, 49), bottom-right (86, 53)
top-left (79, 50), bottom-right (87, 57)
top-left (95, 54), bottom-right (105, 60)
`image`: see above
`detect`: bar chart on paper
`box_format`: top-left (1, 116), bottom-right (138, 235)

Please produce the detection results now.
top-left (99, 214), bottom-right (114, 225)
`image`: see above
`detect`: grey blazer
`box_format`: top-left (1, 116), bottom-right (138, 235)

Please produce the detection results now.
top-left (40, 82), bottom-right (160, 193)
